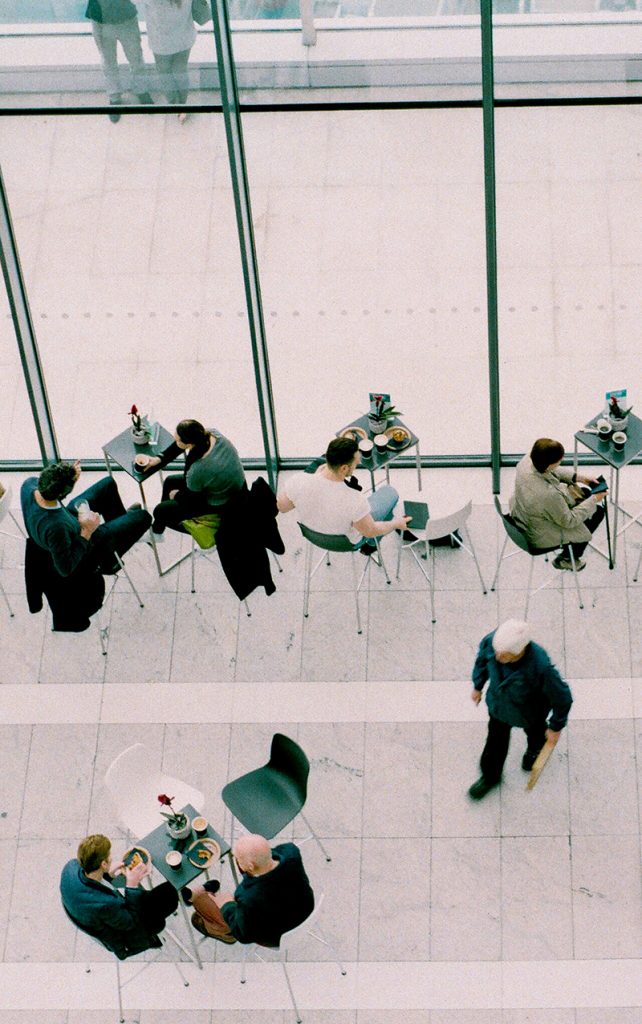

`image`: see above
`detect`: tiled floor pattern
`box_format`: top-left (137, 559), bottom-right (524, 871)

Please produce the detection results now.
top-left (0, 470), bottom-right (641, 1020)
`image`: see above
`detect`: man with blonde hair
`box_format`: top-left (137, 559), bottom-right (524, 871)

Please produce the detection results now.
top-left (468, 619), bottom-right (573, 800)
top-left (183, 833), bottom-right (314, 946)
top-left (60, 834), bottom-right (177, 959)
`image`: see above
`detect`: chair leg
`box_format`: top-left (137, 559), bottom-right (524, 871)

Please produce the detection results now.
top-left (243, 598), bottom-right (252, 617)
top-left (524, 555), bottom-right (536, 619)
top-left (490, 534), bottom-right (509, 591)
top-left (634, 544), bottom-right (642, 582)
top-left (429, 545), bottom-right (436, 623)
top-left (567, 548), bottom-right (584, 610)
top-left (240, 942), bottom-right (253, 984)
top-left (350, 552), bottom-right (363, 635)
top-left (463, 525), bottom-right (488, 594)
top-left (271, 551), bottom-right (284, 573)
top-left (0, 577), bottom-right (14, 617)
top-left (299, 811), bottom-right (332, 862)
top-left (115, 554), bottom-right (144, 608)
top-left (282, 956), bottom-right (303, 1024)
top-left (373, 537), bottom-right (391, 584)
top-left (303, 541), bottom-right (312, 618)
top-left (191, 537), bottom-right (196, 593)
top-left (395, 532), bottom-right (403, 580)
top-left (163, 927), bottom-right (193, 978)
top-left (116, 958), bottom-right (125, 1024)
top-left (308, 922), bottom-right (347, 975)
top-left (9, 509), bottom-right (26, 538)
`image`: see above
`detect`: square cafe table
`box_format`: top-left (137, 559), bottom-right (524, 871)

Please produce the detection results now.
top-left (574, 411), bottom-right (642, 569)
top-left (337, 414), bottom-right (423, 493)
top-left (138, 803), bottom-right (238, 968)
top-left (102, 424), bottom-right (192, 577)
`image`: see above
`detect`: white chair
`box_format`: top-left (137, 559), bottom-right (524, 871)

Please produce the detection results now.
top-left (238, 893), bottom-right (347, 1024)
top-left (64, 905), bottom-right (190, 1024)
top-left (105, 742), bottom-right (204, 840)
top-left (395, 499), bottom-right (487, 623)
top-left (0, 483), bottom-right (25, 618)
top-left (299, 521), bottom-right (390, 635)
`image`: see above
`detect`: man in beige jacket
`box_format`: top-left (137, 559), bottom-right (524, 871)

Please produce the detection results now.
top-left (510, 438), bottom-right (606, 571)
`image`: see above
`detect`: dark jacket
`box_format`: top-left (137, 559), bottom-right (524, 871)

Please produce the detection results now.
top-left (60, 860), bottom-right (161, 960)
top-left (217, 478), bottom-right (285, 602)
top-left (21, 478), bottom-right (89, 578)
top-left (472, 631), bottom-right (573, 732)
top-left (221, 843), bottom-right (314, 947)
top-left (25, 537), bottom-right (104, 632)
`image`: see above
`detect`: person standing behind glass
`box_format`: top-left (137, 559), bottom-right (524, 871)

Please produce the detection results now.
top-left (142, 0), bottom-right (197, 123)
top-left (143, 419), bottom-right (246, 540)
top-left (86, 0), bottom-right (155, 123)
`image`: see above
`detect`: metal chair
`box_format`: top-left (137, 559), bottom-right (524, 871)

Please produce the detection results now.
top-left (239, 893), bottom-right (346, 1024)
top-left (490, 495), bottom-right (584, 614)
top-left (64, 904), bottom-right (190, 1024)
top-left (221, 732), bottom-right (331, 863)
top-left (98, 552), bottom-right (145, 654)
top-left (105, 742), bottom-right (204, 840)
top-left (185, 532), bottom-right (283, 617)
top-left (633, 540), bottom-right (642, 583)
top-left (395, 499), bottom-right (487, 623)
top-left (0, 483), bottom-right (25, 618)
top-left (298, 521), bottom-right (390, 635)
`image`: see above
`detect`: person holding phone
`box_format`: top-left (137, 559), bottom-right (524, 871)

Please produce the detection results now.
top-left (510, 438), bottom-right (607, 572)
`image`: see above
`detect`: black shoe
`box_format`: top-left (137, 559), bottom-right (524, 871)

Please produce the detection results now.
top-left (127, 502), bottom-right (142, 512)
top-left (181, 887), bottom-right (193, 905)
top-left (137, 92), bottom-right (154, 105)
top-left (203, 879), bottom-right (220, 895)
top-left (521, 748), bottom-right (542, 772)
top-left (101, 561), bottom-right (121, 575)
top-left (108, 96), bottom-right (122, 123)
top-left (468, 776), bottom-right (499, 800)
top-left (359, 541), bottom-right (377, 556)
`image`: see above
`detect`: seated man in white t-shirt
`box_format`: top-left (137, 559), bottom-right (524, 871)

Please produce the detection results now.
top-left (276, 436), bottom-right (411, 554)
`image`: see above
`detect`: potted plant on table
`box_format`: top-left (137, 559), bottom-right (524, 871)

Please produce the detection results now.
top-left (607, 395), bottom-right (632, 432)
top-left (158, 793), bottom-right (192, 840)
top-left (368, 395), bottom-right (404, 435)
top-left (129, 404), bottom-right (152, 445)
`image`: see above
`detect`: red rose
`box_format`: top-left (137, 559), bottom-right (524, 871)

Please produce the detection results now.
top-left (157, 793), bottom-right (173, 806)
top-left (130, 404), bottom-right (138, 414)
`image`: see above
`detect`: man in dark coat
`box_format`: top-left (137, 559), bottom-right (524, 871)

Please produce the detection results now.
top-left (183, 833), bottom-right (314, 947)
top-left (468, 619), bottom-right (573, 800)
top-left (60, 834), bottom-right (177, 960)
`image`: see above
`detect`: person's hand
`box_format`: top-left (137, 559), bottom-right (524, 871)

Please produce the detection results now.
top-left (471, 688), bottom-right (483, 705)
top-left (109, 860), bottom-right (125, 878)
top-left (145, 456), bottom-right (161, 471)
top-left (123, 859), bottom-right (151, 887)
top-left (393, 514), bottom-right (412, 530)
top-left (213, 891), bottom-right (234, 908)
top-left (79, 511), bottom-right (100, 539)
top-left (168, 489), bottom-right (179, 500)
top-left (578, 474), bottom-right (599, 486)
top-left (545, 728), bottom-right (561, 746)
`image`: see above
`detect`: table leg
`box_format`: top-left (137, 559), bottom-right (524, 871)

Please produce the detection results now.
top-left (103, 450), bottom-right (114, 479)
top-left (573, 438), bottom-right (578, 475)
top-left (178, 896), bottom-right (202, 969)
top-left (415, 442), bottom-right (422, 492)
top-left (226, 850), bottom-right (239, 887)
top-left (612, 468), bottom-right (620, 569)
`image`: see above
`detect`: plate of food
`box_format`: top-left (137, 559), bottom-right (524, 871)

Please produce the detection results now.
top-left (122, 846), bottom-right (151, 870)
top-left (187, 837), bottom-right (221, 868)
top-left (384, 425), bottom-right (411, 449)
top-left (339, 426), bottom-right (368, 442)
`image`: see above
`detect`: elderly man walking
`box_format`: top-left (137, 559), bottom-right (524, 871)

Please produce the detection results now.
top-left (468, 619), bottom-right (573, 800)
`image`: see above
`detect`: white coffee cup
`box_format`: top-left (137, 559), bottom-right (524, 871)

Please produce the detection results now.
top-left (374, 434), bottom-right (388, 453)
top-left (165, 850), bottom-right (182, 870)
top-left (612, 431), bottom-right (626, 451)
top-left (358, 439), bottom-right (373, 459)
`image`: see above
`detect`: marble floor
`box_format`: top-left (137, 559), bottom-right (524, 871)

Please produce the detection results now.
top-left (0, 466), bottom-right (641, 1023)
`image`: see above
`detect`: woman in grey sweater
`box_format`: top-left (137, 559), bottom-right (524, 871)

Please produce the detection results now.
top-left (142, 0), bottom-right (197, 119)
top-left (147, 419), bottom-right (246, 538)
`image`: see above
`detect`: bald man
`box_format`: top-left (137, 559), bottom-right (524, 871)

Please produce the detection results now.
top-left (184, 834), bottom-right (314, 946)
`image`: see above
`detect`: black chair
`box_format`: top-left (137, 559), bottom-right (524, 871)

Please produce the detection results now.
top-left (221, 732), bottom-right (331, 863)
top-left (490, 495), bottom-right (584, 614)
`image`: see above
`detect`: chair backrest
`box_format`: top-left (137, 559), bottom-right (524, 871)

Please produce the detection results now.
top-left (105, 742), bottom-right (205, 838)
top-left (0, 483), bottom-right (13, 526)
top-left (423, 499), bottom-right (472, 542)
top-left (269, 733), bottom-right (310, 795)
top-left (298, 522), bottom-right (356, 553)
top-left (493, 495), bottom-right (533, 555)
top-left (278, 892), bottom-right (324, 953)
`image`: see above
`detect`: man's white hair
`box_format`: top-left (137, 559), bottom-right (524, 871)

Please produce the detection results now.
top-left (492, 619), bottom-right (531, 655)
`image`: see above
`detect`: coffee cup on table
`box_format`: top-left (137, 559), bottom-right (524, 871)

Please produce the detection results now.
top-left (192, 816), bottom-right (208, 837)
top-left (612, 431), bottom-right (626, 451)
top-left (597, 419), bottom-right (611, 440)
top-left (374, 434), bottom-right (388, 454)
top-left (165, 850), bottom-right (183, 870)
top-left (134, 453), bottom-right (152, 470)
top-left (358, 439), bottom-right (373, 459)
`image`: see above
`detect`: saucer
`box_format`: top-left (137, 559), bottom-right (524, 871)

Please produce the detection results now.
top-left (187, 837), bottom-right (220, 868)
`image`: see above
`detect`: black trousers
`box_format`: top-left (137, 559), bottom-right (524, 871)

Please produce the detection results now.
top-left (480, 714), bottom-right (547, 784)
top-left (561, 503), bottom-right (605, 560)
top-left (72, 477), bottom-right (151, 570)
top-left (136, 881), bottom-right (179, 933)
top-left (151, 475), bottom-right (214, 535)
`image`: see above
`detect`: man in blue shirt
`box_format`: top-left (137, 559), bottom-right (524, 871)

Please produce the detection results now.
top-left (184, 833), bottom-right (314, 947)
top-left (21, 461), bottom-right (150, 577)
top-left (468, 619), bottom-right (573, 800)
